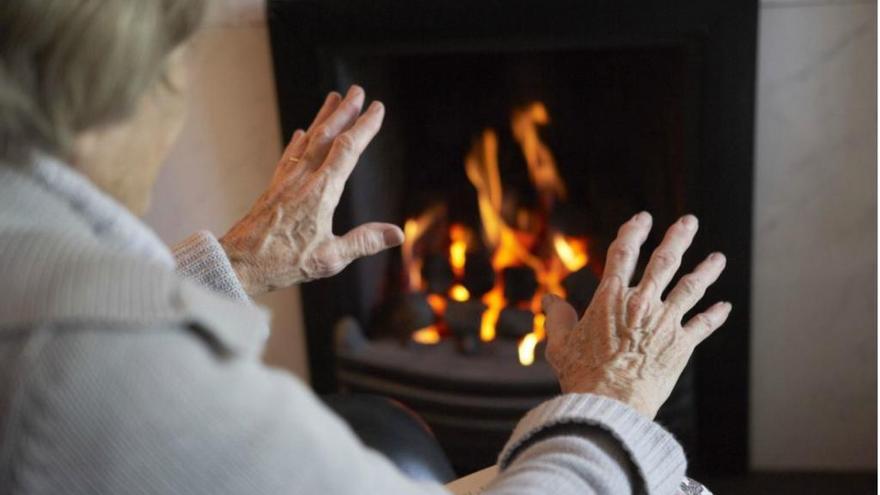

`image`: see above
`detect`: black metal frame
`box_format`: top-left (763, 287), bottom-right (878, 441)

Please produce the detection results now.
top-left (268, 0), bottom-right (757, 474)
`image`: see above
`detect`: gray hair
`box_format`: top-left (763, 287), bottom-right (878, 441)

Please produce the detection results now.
top-left (0, 0), bottom-right (206, 163)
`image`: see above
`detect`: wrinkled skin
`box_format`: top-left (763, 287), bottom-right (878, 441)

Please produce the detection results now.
top-left (220, 87), bottom-right (404, 295)
top-left (542, 212), bottom-right (732, 419)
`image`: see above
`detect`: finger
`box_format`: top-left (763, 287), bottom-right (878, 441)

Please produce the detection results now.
top-left (542, 294), bottom-right (578, 343)
top-left (683, 301), bottom-right (732, 344)
top-left (288, 92), bottom-right (342, 159)
top-left (306, 91), bottom-right (343, 134)
top-left (602, 212), bottom-right (652, 285)
top-left (301, 86), bottom-right (365, 170)
top-left (665, 252), bottom-right (727, 314)
top-left (639, 215), bottom-right (698, 295)
top-left (332, 222), bottom-right (404, 266)
top-left (281, 129), bottom-right (307, 165)
top-left (319, 100), bottom-right (384, 183)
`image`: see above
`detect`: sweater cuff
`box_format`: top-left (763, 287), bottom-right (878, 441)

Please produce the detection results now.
top-left (172, 231), bottom-right (251, 303)
top-left (499, 393), bottom-right (687, 495)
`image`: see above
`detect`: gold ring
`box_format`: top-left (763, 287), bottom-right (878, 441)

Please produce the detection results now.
top-left (288, 156), bottom-right (300, 164)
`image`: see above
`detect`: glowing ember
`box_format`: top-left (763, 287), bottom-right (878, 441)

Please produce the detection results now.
top-left (449, 284), bottom-right (470, 302)
top-left (426, 294), bottom-right (447, 317)
top-left (412, 326), bottom-right (441, 345)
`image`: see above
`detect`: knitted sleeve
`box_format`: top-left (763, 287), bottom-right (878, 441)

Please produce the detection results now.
top-left (172, 230), bottom-right (250, 303)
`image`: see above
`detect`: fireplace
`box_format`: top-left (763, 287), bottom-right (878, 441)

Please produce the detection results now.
top-left (268, 0), bottom-right (757, 476)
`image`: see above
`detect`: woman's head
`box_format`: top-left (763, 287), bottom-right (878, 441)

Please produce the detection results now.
top-left (0, 0), bottom-right (206, 213)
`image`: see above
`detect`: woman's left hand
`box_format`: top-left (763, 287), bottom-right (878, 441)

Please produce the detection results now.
top-left (219, 86), bottom-right (403, 296)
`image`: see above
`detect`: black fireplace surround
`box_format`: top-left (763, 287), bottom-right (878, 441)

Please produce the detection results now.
top-left (268, 0), bottom-right (757, 476)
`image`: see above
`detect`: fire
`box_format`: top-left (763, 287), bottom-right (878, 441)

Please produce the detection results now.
top-left (511, 102), bottom-right (567, 201)
top-left (401, 205), bottom-right (443, 291)
top-left (449, 224), bottom-right (469, 277)
top-left (412, 325), bottom-right (441, 345)
top-left (518, 334), bottom-right (540, 366)
top-left (406, 102), bottom-right (589, 366)
top-left (553, 234), bottom-right (589, 272)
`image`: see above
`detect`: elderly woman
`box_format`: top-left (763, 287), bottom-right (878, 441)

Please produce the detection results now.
top-left (0, 1), bottom-right (732, 494)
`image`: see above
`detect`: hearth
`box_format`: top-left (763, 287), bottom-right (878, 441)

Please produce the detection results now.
top-left (269, 0), bottom-right (757, 476)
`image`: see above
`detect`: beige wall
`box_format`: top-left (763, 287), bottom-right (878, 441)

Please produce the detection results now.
top-left (144, 2), bottom-right (309, 380)
top-left (751, 0), bottom-right (876, 470)
top-left (145, 0), bottom-right (877, 471)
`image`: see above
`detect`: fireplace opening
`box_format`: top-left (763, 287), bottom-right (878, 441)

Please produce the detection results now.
top-left (269, 0), bottom-right (756, 477)
top-left (329, 45), bottom-right (697, 473)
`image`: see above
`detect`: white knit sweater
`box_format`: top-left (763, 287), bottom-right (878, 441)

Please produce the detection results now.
top-left (0, 156), bottom-right (688, 494)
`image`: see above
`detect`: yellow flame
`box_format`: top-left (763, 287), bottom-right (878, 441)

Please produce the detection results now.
top-left (449, 224), bottom-right (468, 278)
top-left (450, 284), bottom-right (470, 302)
top-left (412, 326), bottom-right (441, 345)
top-left (511, 102), bottom-right (567, 201)
top-left (402, 205), bottom-right (444, 291)
top-left (518, 333), bottom-right (540, 366)
top-left (479, 286), bottom-right (506, 342)
top-left (553, 234), bottom-right (589, 272)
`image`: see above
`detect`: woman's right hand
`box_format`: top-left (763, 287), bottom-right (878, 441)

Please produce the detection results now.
top-left (542, 212), bottom-right (731, 419)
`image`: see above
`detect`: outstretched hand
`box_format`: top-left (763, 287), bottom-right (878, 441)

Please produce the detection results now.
top-left (220, 86), bottom-right (403, 296)
top-left (542, 213), bottom-right (731, 419)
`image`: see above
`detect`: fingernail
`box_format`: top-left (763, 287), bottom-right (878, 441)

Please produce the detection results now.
top-left (347, 85), bottom-right (363, 98)
top-left (632, 211), bottom-right (648, 223)
top-left (723, 302), bottom-right (733, 311)
top-left (681, 214), bottom-right (698, 229)
top-left (369, 101), bottom-right (384, 113)
top-left (326, 91), bottom-right (341, 102)
top-left (382, 227), bottom-right (404, 246)
top-left (709, 252), bottom-right (726, 262)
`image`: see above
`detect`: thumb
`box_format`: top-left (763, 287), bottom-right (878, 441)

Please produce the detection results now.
top-left (542, 294), bottom-right (578, 342)
top-left (334, 222), bottom-right (404, 264)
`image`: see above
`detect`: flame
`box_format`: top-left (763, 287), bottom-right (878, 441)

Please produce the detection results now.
top-left (518, 334), bottom-right (540, 366)
top-left (427, 293), bottom-right (447, 318)
top-left (402, 205), bottom-right (443, 291)
top-left (449, 224), bottom-right (469, 278)
top-left (402, 102), bottom-right (591, 366)
top-left (449, 284), bottom-right (470, 302)
top-left (465, 129), bottom-right (504, 248)
top-left (412, 325), bottom-right (441, 345)
top-left (511, 102), bottom-right (567, 201)
top-left (553, 234), bottom-right (589, 272)
top-left (479, 286), bottom-right (505, 342)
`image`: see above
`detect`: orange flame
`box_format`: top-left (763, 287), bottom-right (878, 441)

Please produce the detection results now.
top-left (553, 234), bottom-right (589, 272)
top-left (511, 102), bottom-right (567, 201)
top-left (449, 224), bottom-right (469, 278)
top-left (403, 102), bottom-right (590, 366)
top-left (402, 205), bottom-right (443, 291)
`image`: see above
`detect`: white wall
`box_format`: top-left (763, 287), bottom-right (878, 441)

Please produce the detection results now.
top-left (144, 1), bottom-right (310, 380)
top-left (145, 0), bottom-right (878, 472)
top-left (751, 0), bottom-right (876, 470)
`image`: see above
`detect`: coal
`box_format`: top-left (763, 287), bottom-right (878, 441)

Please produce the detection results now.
top-left (463, 251), bottom-right (495, 298)
top-left (502, 267), bottom-right (538, 304)
top-left (445, 300), bottom-right (486, 339)
top-left (496, 307), bottom-right (534, 340)
top-left (390, 292), bottom-right (435, 336)
top-left (421, 254), bottom-right (454, 294)
top-left (562, 267), bottom-right (600, 315)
